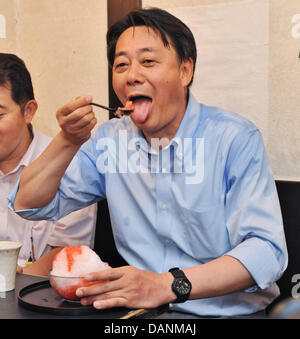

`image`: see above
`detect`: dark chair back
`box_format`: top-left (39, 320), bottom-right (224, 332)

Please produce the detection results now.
top-left (267, 181), bottom-right (300, 313)
top-left (274, 181), bottom-right (300, 300)
top-left (93, 199), bottom-right (127, 267)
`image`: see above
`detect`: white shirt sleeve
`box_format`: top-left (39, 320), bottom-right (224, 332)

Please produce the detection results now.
top-left (47, 203), bottom-right (97, 249)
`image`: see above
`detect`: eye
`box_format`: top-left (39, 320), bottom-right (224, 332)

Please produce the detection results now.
top-left (114, 62), bottom-right (128, 73)
top-left (143, 59), bottom-right (155, 66)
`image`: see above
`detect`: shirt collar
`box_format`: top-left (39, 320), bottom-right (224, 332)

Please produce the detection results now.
top-left (173, 90), bottom-right (201, 142)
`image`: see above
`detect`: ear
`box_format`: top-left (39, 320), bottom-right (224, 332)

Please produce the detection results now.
top-left (23, 100), bottom-right (38, 124)
top-left (180, 58), bottom-right (194, 88)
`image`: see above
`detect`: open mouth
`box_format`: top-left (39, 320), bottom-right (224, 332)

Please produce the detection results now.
top-left (129, 95), bottom-right (152, 103)
top-left (128, 95), bottom-right (152, 123)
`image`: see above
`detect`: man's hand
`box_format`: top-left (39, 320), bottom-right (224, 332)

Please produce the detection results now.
top-left (76, 266), bottom-right (175, 310)
top-left (56, 95), bottom-right (97, 146)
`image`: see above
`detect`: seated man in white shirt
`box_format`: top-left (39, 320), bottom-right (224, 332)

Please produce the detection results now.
top-left (0, 53), bottom-right (97, 276)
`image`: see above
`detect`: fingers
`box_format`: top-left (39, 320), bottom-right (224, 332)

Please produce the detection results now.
top-left (76, 268), bottom-right (123, 297)
top-left (76, 277), bottom-right (125, 308)
top-left (57, 96), bottom-right (94, 126)
top-left (85, 267), bottom-right (124, 282)
top-left (77, 276), bottom-right (120, 297)
top-left (93, 298), bottom-right (125, 310)
top-left (58, 95), bottom-right (93, 117)
top-left (76, 267), bottom-right (128, 308)
top-left (78, 284), bottom-right (124, 308)
top-left (56, 95), bottom-right (97, 145)
top-left (81, 292), bottom-right (126, 309)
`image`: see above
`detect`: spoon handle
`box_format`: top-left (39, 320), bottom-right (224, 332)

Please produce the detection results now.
top-left (90, 102), bottom-right (115, 112)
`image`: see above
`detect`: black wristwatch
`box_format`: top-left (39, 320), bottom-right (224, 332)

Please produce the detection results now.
top-left (169, 267), bottom-right (192, 303)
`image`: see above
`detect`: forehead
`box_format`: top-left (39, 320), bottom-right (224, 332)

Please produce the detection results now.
top-left (115, 26), bottom-right (170, 54)
top-left (0, 82), bottom-right (13, 99)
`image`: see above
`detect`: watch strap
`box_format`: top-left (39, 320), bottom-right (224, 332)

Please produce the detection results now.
top-left (169, 267), bottom-right (192, 303)
top-left (169, 267), bottom-right (186, 279)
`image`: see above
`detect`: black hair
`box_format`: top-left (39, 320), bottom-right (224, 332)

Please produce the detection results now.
top-left (107, 7), bottom-right (197, 87)
top-left (0, 53), bottom-right (34, 110)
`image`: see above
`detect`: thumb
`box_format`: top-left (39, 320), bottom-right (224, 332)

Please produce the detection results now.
top-left (59, 95), bottom-right (93, 117)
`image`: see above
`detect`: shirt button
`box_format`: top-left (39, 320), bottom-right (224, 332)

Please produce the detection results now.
top-left (178, 152), bottom-right (183, 159)
top-left (162, 168), bottom-right (167, 173)
top-left (162, 204), bottom-right (167, 210)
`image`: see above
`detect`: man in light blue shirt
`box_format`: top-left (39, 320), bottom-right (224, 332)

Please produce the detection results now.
top-left (9, 8), bottom-right (287, 316)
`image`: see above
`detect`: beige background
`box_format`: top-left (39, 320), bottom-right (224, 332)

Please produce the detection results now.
top-left (0, 0), bottom-right (108, 137)
top-left (144, 0), bottom-right (300, 181)
top-left (167, 0), bottom-right (269, 149)
top-left (0, 0), bottom-right (299, 180)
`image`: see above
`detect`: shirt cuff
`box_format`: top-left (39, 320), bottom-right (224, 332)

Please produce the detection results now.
top-left (225, 236), bottom-right (283, 290)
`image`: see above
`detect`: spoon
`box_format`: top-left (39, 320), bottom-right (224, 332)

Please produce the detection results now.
top-left (91, 102), bottom-right (133, 116)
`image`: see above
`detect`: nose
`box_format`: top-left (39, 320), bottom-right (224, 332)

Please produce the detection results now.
top-left (126, 61), bottom-right (144, 86)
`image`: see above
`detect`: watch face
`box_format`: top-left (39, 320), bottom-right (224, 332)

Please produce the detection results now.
top-left (174, 278), bottom-right (191, 296)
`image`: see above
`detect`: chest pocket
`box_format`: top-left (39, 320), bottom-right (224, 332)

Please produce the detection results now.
top-left (177, 204), bottom-right (230, 262)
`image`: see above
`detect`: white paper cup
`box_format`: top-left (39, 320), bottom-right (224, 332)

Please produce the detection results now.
top-left (0, 241), bottom-right (22, 292)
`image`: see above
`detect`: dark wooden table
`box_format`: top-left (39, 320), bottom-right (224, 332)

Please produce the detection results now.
top-left (0, 273), bottom-right (166, 319)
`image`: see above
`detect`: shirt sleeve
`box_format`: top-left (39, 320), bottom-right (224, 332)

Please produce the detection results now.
top-left (224, 128), bottom-right (288, 290)
top-left (47, 203), bottom-right (97, 248)
top-left (7, 136), bottom-right (106, 221)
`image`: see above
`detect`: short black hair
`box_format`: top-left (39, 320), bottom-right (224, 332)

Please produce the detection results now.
top-left (107, 7), bottom-right (197, 87)
top-left (0, 53), bottom-right (34, 110)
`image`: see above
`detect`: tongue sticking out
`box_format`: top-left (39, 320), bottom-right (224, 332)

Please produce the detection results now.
top-left (130, 99), bottom-right (152, 124)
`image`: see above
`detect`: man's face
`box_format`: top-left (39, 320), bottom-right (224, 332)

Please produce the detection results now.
top-left (0, 83), bottom-right (31, 167)
top-left (112, 26), bottom-right (193, 142)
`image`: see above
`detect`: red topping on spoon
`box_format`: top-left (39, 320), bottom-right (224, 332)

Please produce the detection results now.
top-left (124, 100), bottom-right (133, 110)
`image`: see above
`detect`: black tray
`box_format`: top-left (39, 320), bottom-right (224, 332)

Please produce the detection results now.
top-left (18, 280), bottom-right (116, 316)
top-left (18, 279), bottom-right (169, 318)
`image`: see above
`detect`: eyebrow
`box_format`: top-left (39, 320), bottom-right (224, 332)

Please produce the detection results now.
top-left (115, 47), bottom-right (156, 59)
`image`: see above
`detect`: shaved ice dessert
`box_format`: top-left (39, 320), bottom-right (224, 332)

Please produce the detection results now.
top-left (49, 245), bottom-right (110, 301)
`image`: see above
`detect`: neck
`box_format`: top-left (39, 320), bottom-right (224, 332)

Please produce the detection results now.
top-left (143, 92), bottom-right (189, 151)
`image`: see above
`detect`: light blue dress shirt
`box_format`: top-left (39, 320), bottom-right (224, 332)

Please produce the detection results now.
top-left (8, 92), bottom-right (288, 316)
